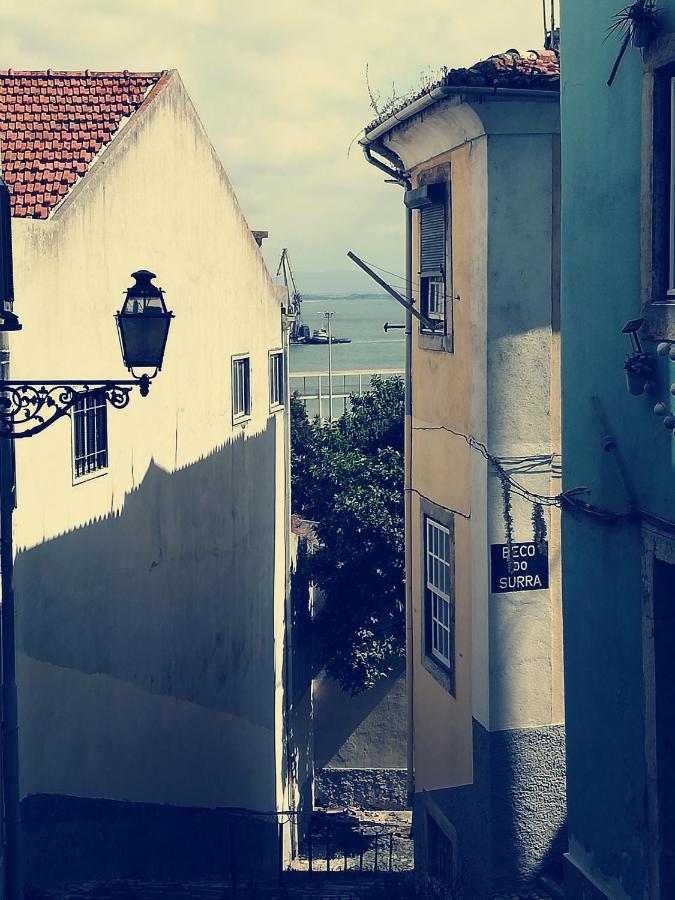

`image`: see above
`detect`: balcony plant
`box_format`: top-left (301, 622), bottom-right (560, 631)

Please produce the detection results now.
top-left (624, 350), bottom-right (655, 395)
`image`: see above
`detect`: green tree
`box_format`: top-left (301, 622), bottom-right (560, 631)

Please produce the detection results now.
top-left (291, 377), bottom-right (404, 694)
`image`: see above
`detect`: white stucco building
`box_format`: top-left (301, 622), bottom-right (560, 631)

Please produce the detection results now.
top-left (0, 68), bottom-right (302, 890)
top-left (360, 49), bottom-right (565, 897)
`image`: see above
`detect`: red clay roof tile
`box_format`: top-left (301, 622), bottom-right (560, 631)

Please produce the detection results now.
top-left (0, 70), bottom-right (165, 218)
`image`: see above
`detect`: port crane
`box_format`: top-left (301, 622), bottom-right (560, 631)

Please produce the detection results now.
top-left (277, 248), bottom-right (306, 344)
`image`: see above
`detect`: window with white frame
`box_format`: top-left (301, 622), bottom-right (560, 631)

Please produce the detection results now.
top-left (72, 391), bottom-right (108, 480)
top-left (269, 350), bottom-right (284, 409)
top-left (425, 517), bottom-right (453, 670)
top-left (232, 355), bottom-right (251, 422)
top-left (425, 275), bottom-right (446, 321)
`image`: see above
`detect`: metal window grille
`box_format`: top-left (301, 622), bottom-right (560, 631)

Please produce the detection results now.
top-left (428, 815), bottom-right (454, 887)
top-left (232, 356), bottom-right (251, 420)
top-left (269, 351), bottom-right (284, 408)
top-left (72, 391), bottom-right (108, 479)
top-left (425, 517), bottom-right (452, 668)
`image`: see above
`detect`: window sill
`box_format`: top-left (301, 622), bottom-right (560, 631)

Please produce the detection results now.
top-left (418, 330), bottom-right (454, 353)
top-left (72, 468), bottom-right (108, 487)
top-left (421, 651), bottom-right (455, 697)
top-left (233, 414), bottom-right (251, 427)
top-left (269, 402), bottom-right (284, 414)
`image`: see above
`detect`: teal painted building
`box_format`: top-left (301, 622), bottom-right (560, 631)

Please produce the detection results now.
top-left (561, 2), bottom-right (675, 897)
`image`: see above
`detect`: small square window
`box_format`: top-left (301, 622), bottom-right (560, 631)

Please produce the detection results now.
top-left (72, 391), bottom-right (108, 481)
top-left (232, 355), bottom-right (251, 422)
top-left (269, 350), bottom-right (285, 410)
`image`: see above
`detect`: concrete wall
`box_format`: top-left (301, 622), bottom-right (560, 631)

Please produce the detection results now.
top-left (380, 91), bottom-right (563, 895)
top-left (313, 667), bottom-right (406, 770)
top-left (561, 5), bottom-right (675, 898)
top-left (312, 667), bottom-right (407, 811)
top-left (7, 72), bottom-right (290, 887)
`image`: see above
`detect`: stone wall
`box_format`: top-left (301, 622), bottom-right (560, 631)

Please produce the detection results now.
top-left (315, 768), bottom-right (408, 811)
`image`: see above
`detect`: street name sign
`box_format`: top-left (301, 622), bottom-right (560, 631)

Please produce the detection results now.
top-left (490, 541), bottom-right (549, 593)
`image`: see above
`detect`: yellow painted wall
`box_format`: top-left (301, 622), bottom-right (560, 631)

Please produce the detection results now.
top-left (410, 144), bottom-right (476, 793)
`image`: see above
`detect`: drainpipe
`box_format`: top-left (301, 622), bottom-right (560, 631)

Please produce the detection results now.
top-left (361, 144), bottom-right (415, 804)
top-left (403, 203), bottom-right (414, 807)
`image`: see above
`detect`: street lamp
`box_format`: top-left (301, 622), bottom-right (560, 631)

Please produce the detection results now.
top-left (0, 270), bottom-right (173, 438)
top-left (116, 269), bottom-right (174, 388)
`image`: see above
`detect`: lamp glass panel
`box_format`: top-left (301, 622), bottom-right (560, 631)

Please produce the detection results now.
top-left (118, 314), bottom-right (171, 369)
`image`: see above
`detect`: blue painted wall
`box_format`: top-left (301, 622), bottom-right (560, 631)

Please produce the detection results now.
top-left (562, 2), bottom-right (675, 896)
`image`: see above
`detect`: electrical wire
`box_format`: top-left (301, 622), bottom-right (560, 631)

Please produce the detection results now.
top-left (412, 423), bottom-right (675, 532)
top-left (413, 424), bottom-right (561, 507)
top-left (407, 487), bottom-right (471, 519)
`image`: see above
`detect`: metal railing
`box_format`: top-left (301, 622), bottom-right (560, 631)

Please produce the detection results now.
top-left (290, 369), bottom-right (404, 421)
top-left (301, 819), bottom-right (401, 875)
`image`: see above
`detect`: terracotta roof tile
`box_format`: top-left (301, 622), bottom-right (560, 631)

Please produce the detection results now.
top-left (0, 70), bottom-right (166, 218)
top-left (365, 49), bottom-right (560, 134)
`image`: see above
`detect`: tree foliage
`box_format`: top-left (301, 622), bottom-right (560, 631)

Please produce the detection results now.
top-left (291, 377), bottom-right (405, 694)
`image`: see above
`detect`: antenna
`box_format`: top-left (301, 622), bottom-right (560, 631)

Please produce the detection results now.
top-left (543, 0), bottom-right (559, 51)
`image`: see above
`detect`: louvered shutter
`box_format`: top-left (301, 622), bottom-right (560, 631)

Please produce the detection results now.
top-left (420, 200), bottom-right (446, 273)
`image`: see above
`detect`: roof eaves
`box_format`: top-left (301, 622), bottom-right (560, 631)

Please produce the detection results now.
top-left (361, 82), bottom-right (559, 147)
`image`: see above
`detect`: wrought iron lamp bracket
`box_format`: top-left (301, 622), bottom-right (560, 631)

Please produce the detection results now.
top-left (0, 375), bottom-right (151, 438)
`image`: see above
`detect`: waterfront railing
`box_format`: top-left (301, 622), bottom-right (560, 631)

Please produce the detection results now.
top-left (290, 368), bottom-right (404, 421)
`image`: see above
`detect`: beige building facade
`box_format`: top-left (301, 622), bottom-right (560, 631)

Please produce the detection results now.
top-left (361, 50), bottom-right (564, 897)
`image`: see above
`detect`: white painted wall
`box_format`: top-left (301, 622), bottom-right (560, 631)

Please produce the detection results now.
top-left (9, 72), bottom-right (289, 813)
top-left (485, 131), bottom-right (560, 731)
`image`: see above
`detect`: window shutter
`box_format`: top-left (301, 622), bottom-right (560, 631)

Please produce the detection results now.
top-left (420, 201), bottom-right (446, 273)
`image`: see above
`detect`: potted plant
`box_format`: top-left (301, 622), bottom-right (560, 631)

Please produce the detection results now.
top-left (624, 350), bottom-right (655, 395)
top-left (608, 2), bottom-right (659, 86)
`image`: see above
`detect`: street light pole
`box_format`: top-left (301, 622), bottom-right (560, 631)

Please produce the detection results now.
top-left (323, 311), bottom-right (334, 423)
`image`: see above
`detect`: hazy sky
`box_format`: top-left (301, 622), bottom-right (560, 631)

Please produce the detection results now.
top-left (0, 1), bottom-right (547, 283)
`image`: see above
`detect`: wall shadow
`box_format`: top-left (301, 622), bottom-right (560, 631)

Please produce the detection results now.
top-left (313, 664), bottom-right (406, 770)
top-left (14, 419), bottom-right (283, 889)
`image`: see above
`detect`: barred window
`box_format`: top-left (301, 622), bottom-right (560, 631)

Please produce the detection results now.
top-left (425, 517), bottom-right (453, 670)
top-left (232, 355), bottom-right (251, 422)
top-left (269, 351), bottom-right (284, 409)
top-left (72, 391), bottom-right (108, 480)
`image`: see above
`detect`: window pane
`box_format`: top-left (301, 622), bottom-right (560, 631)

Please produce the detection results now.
top-left (233, 358), bottom-right (250, 418)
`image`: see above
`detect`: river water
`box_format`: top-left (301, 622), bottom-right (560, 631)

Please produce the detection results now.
top-left (289, 294), bottom-right (404, 374)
